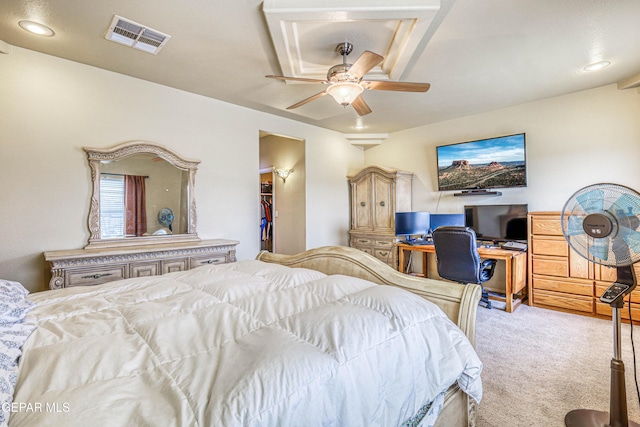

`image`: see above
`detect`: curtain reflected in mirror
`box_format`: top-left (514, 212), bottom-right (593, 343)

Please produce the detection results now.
top-left (125, 175), bottom-right (147, 237)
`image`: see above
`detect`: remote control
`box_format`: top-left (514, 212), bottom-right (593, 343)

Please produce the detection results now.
top-left (600, 283), bottom-right (631, 304)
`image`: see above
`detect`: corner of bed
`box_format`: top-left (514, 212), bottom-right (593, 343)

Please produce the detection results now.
top-left (256, 245), bottom-right (482, 427)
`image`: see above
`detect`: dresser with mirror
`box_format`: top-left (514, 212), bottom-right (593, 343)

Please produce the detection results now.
top-left (44, 141), bottom-right (239, 290)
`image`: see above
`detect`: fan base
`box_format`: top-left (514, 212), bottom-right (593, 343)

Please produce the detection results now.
top-left (565, 409), bottom-right (640, 427)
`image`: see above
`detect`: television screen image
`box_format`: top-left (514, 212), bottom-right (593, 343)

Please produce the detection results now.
top-left (436, 133), bottom-right (527, 191)
top-left (464, 204), bottom-right (528, 242)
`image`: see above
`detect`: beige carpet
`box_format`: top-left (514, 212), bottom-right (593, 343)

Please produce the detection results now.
top-left (475, 302), bottom-right (640, 426)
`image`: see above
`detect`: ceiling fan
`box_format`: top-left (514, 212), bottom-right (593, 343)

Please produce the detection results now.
top-left (266, 42), bottom-right (431, 116)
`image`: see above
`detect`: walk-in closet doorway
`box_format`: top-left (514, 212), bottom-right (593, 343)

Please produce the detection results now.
top-left (258, 131), bottom-right (306, 255)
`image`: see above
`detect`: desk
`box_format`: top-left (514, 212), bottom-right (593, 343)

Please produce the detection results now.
top-left (397, 243), bottom-right (527, 313)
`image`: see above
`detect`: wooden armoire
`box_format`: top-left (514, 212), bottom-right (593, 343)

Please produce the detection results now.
top-left (348, 166), bottom-right (413, 268)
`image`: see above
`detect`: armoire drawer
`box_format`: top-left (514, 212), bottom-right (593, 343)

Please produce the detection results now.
top-left (352, 237), bottom-right (373, 246)
top-left (533, 289), bottom-right (593, 313)
top-left (374, 248), bottom-right (393, 263)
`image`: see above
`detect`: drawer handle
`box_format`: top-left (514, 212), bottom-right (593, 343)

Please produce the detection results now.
top-left (81, 273), bottom-right (113, 279)
top-left (203, 259), bottom-right (221, 264)
top-left (380, 201), bottom-right (385, 207)
top-left (360, 202), bottom-right (366, 207)
top-left (358, 239), bottom-right (368, 243)
top-left (379, 251), bottom-right (388, 256)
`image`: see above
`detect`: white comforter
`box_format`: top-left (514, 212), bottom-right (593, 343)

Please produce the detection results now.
top-left (10, 260), bottom-right (482, 426)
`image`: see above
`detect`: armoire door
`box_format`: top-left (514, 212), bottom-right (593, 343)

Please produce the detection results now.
top-left (372, 172), bottom-right (394, 232)
top-left (351, 175), bottom-right (373, 231)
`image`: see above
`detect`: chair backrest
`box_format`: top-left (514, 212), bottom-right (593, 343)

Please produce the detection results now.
top-left (432, 226), bottom-right (486, 284)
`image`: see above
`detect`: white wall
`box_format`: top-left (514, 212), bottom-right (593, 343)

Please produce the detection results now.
top-left (364, 84), bottom-right (640, 214)
top-left (0, 47), bottom-right (364, 292)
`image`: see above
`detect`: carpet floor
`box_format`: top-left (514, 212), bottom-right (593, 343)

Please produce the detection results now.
top-left (475, 302), bottom-right (640, 426)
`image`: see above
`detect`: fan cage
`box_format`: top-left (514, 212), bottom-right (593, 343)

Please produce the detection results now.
top-left (561, 183), bottom-right (640, 267)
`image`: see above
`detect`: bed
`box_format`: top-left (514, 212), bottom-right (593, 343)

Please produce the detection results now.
top-left (3, 246), bottom-right (482, 427)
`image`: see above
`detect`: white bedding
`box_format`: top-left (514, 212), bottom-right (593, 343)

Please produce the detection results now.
top-left (9, 260), bottom-right (482, 426)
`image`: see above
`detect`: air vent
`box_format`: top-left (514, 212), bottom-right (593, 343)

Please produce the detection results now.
top-left (105, 15), bottom-right (170, 55)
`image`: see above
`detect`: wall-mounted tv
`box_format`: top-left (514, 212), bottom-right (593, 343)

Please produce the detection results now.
top-left (436, 133), bottom-right (527, 191)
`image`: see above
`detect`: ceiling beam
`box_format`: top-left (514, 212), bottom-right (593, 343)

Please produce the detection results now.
top-left (617, 72), bottom-right (640, 90)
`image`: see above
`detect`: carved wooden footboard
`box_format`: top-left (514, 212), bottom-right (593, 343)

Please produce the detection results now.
top-left (256, 245), bottom-right (481, 427)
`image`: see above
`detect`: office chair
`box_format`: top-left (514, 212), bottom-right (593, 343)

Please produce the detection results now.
top-left (432, 226), bottom-right (497, 309)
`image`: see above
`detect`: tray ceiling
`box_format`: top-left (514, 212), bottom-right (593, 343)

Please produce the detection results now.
top-left (263, 0), bottom-right (441, 82)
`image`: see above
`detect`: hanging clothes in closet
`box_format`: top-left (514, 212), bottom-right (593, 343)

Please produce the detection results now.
top-left (260, 198), bottom-right (273, 251)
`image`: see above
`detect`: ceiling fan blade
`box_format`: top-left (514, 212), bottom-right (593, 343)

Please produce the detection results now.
top-left (286, 91), bottom-right (327, 110)
top-left (266, 75), bottom-right (328, 84)
top-left (348, 51), bottom-right (383, 80)
top-left (363, 80), bottom-right (431, 92)
top-left (351, 95), bottom-right (372, 116)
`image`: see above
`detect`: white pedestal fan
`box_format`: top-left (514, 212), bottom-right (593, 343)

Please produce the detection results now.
top-left (561, 183), bottom-right (640, 427)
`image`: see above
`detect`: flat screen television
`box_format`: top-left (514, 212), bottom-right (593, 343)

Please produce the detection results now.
top-left (464, 204), bottom-right (528, 242)
top-left (436, 133), bottom-right (527, 191)
top-left (395, 212), bottom-right (430, 241)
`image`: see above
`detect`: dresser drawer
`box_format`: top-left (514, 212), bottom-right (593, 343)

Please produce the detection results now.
top-left (66, 266), bottom-right (126, 287)
top-left (531, 238), bottom-right (567, 257)
top-left (595, 283), bottom-right (640, 304)
top-left (191, 255), bottom-right (227, 268)
top-left (531, 216), bottom-right (563, 236)
top-left (596, 302), bottom-right (640, 320)
top-left (531, 256), bottom-right (568, 277)
top-left (130, 262), bottom-right (160, 277)
top-left (532, 276), bottom-right (592, 296)
top-left (162, 258), bottom-right (189, 274)
top-left (534, 289), bottom-right (593, 313)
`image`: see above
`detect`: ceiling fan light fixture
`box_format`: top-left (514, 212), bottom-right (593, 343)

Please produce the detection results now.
top-left (326, 82), bottom-right (364, 107)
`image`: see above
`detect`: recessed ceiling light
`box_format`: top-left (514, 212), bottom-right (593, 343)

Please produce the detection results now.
top-left (583, 61), bottom-right (610, 72)
top-left (353, 118), bottom-right (366, 130)
top-left (19, 20), bottom-right (55, 37)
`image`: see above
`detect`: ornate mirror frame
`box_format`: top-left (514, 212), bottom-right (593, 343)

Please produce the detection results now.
top-left (83, 141), bottom-right (201, 249)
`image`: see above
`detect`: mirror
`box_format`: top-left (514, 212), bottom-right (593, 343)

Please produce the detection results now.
top-left (84, 141), bottom-right (201, 248)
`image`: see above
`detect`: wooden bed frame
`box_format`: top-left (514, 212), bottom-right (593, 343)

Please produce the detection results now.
top-left (256, 245), bottom-right (481, 427)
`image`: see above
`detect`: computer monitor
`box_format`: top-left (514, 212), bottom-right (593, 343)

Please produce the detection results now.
top-left (464, 204), bottom-right (528, 242)
top-left (395, 212), bottom-right (430, 241)
top-left (428, 213), bottom-right (465, 235)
